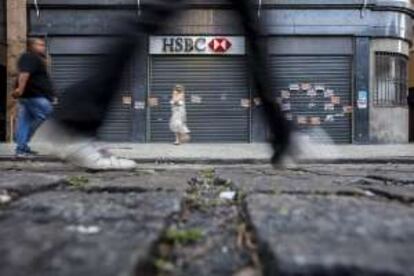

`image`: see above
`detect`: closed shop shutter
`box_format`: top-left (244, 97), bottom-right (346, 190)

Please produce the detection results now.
top-left (270, 55), bottom-right (352, 144)
top-left (51, 55), bottom-right (133, 141)
top-left (149, 56), bottom-right (250, 142)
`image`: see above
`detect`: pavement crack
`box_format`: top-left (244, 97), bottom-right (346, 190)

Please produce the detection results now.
top-left (136, 169), bottom-right (262, 276)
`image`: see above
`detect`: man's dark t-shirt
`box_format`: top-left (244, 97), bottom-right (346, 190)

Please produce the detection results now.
top-left (17, 52), bottom-right (54, 100)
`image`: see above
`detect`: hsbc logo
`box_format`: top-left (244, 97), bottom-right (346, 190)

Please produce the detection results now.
top-left (208, 38), bottom-right (232, 53)
top-left (150, 36), bottom-right (245, 55)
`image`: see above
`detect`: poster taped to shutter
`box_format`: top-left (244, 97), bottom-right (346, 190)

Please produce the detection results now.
top-left (310, 117), bottom-right (321, 125)
top-left (324, 89), bottom-right (334, 98)
top-left (331, 96), bottom-right (341, 105)
top-left (315, 84), bottom-right (325, 91)
top-left (241, 98), bottom-right (251, 108)
top-left (307, 89), bottom-right (317, 97)
top-left (297, 116), bottom-right (307, 125)
top-left (148, 97), bottom-right (159, 107)
top-left (122, 96), bottom-right (132, 105)
top-left (289, 84), bottom-right (300, 91)
top-left (300, 83), bottom-right (312, 91)
top-left (254, 97), bottom-right (262, 106)
top-left (324, 103), bottom-right (335, 111)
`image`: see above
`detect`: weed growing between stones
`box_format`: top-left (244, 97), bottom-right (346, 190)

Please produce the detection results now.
top-left (142, 169), bottom-right (263, 276)
top-left (67, 176), bottom-right (90, 189)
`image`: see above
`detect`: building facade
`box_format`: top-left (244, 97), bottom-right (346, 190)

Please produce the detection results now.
top-left (21, 0), bottom-right (414, 144)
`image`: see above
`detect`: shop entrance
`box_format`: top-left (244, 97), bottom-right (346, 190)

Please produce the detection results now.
top-left (149, 56), bottom-right (250, 142)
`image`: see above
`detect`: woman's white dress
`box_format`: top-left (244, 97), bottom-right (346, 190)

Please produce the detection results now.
top-left (169, 100), bottom-right (190, 134)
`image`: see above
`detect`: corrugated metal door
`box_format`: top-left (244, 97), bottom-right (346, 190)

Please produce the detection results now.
top-left (270, 55), bottom-right (352, 143)
top-left (51, 55), bottom-right (133, 141)
top-left (149, 56), bottom-right (250, 142)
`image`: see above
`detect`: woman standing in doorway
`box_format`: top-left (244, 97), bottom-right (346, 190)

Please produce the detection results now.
top-left (170, 84), bottom-right (191, 145)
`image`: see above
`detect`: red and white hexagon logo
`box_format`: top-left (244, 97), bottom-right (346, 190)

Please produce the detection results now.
top-left (208, 38), bottom-right (233, 53)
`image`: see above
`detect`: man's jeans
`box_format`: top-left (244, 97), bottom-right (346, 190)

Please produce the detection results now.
top-left (15, 97), bottom-right (53, 154)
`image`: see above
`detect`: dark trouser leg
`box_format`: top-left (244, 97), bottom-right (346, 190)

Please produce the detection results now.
top-left (27, 97), bottom-right (54, 140)
top-left (53, 1), bottom-right (184, 136)
top-left (15, 100), bottom-right (32, 153)
top-left (230, 0), bottom-right (291, 162)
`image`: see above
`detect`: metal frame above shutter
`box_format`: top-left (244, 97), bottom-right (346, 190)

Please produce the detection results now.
top-left (149, 56), bottom-right (250, 143)
top-left (270, 55), bottom-right (353, 144)
top-left (51, 55), bottom-right (133, 141)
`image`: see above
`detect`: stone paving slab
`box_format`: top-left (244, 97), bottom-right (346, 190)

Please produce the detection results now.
top-left (0, 171), bottom-right (64, 196)
top-left (216, 170), bottom-right (369, 196)
top-left (75, 170), bottom-right (195, 193)
top-left (0, 191), bottom-right (181, 276)
top-left (299, 164), bottom-right (414, 184)
top-left (246, 194), bottom-right (414, 276)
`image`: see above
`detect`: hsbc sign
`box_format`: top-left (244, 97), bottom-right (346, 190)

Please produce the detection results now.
top-left (150, 36), bottom-right (245, 55)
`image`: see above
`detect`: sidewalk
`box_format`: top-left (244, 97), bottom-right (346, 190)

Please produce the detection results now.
top-left (2, 142), bottom-right (414, 163)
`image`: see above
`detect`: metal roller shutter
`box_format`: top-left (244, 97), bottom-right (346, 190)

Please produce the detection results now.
top-left (51, 55), bottom-right (133, 141)
top-left (270, 55), bottom-right (352, 144)
top-left (149, 56), bottom-right (250, 142)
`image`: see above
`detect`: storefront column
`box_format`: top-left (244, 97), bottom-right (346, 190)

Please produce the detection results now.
top-left (354, 37), bottom-right (370, 143)
top-left (6, 0), bottom-right (27, 142)
top-left (132, 35), bottom-right (148, 143)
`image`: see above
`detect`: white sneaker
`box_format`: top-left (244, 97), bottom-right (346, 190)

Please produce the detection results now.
top-left (66, 144), bottom-right (137, 171)
top-left (32, 121), bottom-right (137, 171)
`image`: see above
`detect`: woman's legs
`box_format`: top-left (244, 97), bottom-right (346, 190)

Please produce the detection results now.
top-left (174, 133), bottom-right (180, 145)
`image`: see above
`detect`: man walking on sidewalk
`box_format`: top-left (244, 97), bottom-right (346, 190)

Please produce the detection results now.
top-left (13, 38), bottom-right (54, 157)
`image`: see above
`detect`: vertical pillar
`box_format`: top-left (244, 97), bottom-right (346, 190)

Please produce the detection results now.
top-left (132, 35), bottom-right (148, 143)
top-left (1, 1), bottom-right (7, 141)
top-left (354, 37), bottom-right (370, 143)
top-left (6, 0), bottom-right (27, 142)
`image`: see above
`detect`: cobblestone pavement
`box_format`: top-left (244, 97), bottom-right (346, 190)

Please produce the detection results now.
top-left (0, 161), bottom-right (413, 276)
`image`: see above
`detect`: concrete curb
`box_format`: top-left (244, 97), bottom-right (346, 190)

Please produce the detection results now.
top-left (2, 156), bottom-right (414, 164)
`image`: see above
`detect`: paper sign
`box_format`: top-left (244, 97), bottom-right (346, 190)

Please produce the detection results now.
top-left (331, 96), bottom-right (341, 105)
top-left (281, 90), bottom-right (290, 99)
top-left (324, 89), bottom-right (334, 98)
top-left (282, 103), bottom-right (291, 111)
top-left (148, 97), bottom-right (159, 107)
top-left (134, 101), bottom-right (145, 110)
top-left (297, 116), bottom-right (307, 125)
top-left (301, 83), bottom-right (312, 91)
top-left (357, 91), bottom-right (368, 109)
top-left (289, 84), bottom-right (300, 91)
top-left (307, 88), bottom-right (317, 97)
top-left (315, 84), bottom-right (325, 91)
top-left (324, 103), bottom-right (335, 111)
top-left (310, 117), bottom-right (321, 125)
top-left (241, 99), bottom-right (251, 108)
top-left (325, 115), bottom-right (335, 122)
top-left (308, 102), bottom-right (316, 109)
top-left (191, 95), bottom-right (202, 104)
top-left (253, 97), bottom-right (262, 106)
top-left (122, 96), bottom-right (132, 105)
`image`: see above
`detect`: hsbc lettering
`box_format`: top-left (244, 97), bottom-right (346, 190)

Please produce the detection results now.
top-left (162, 37), bottom-right (207, 53)
top-left (150, 36), bottom-right (245, 55)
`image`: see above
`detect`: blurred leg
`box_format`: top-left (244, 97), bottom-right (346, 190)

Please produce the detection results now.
top-left (27, 97), bottom-right (53, 140)
top-left (14, 100), bottom-right (33, 154)
top-left (230, 0), bottom-right (291, 162)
